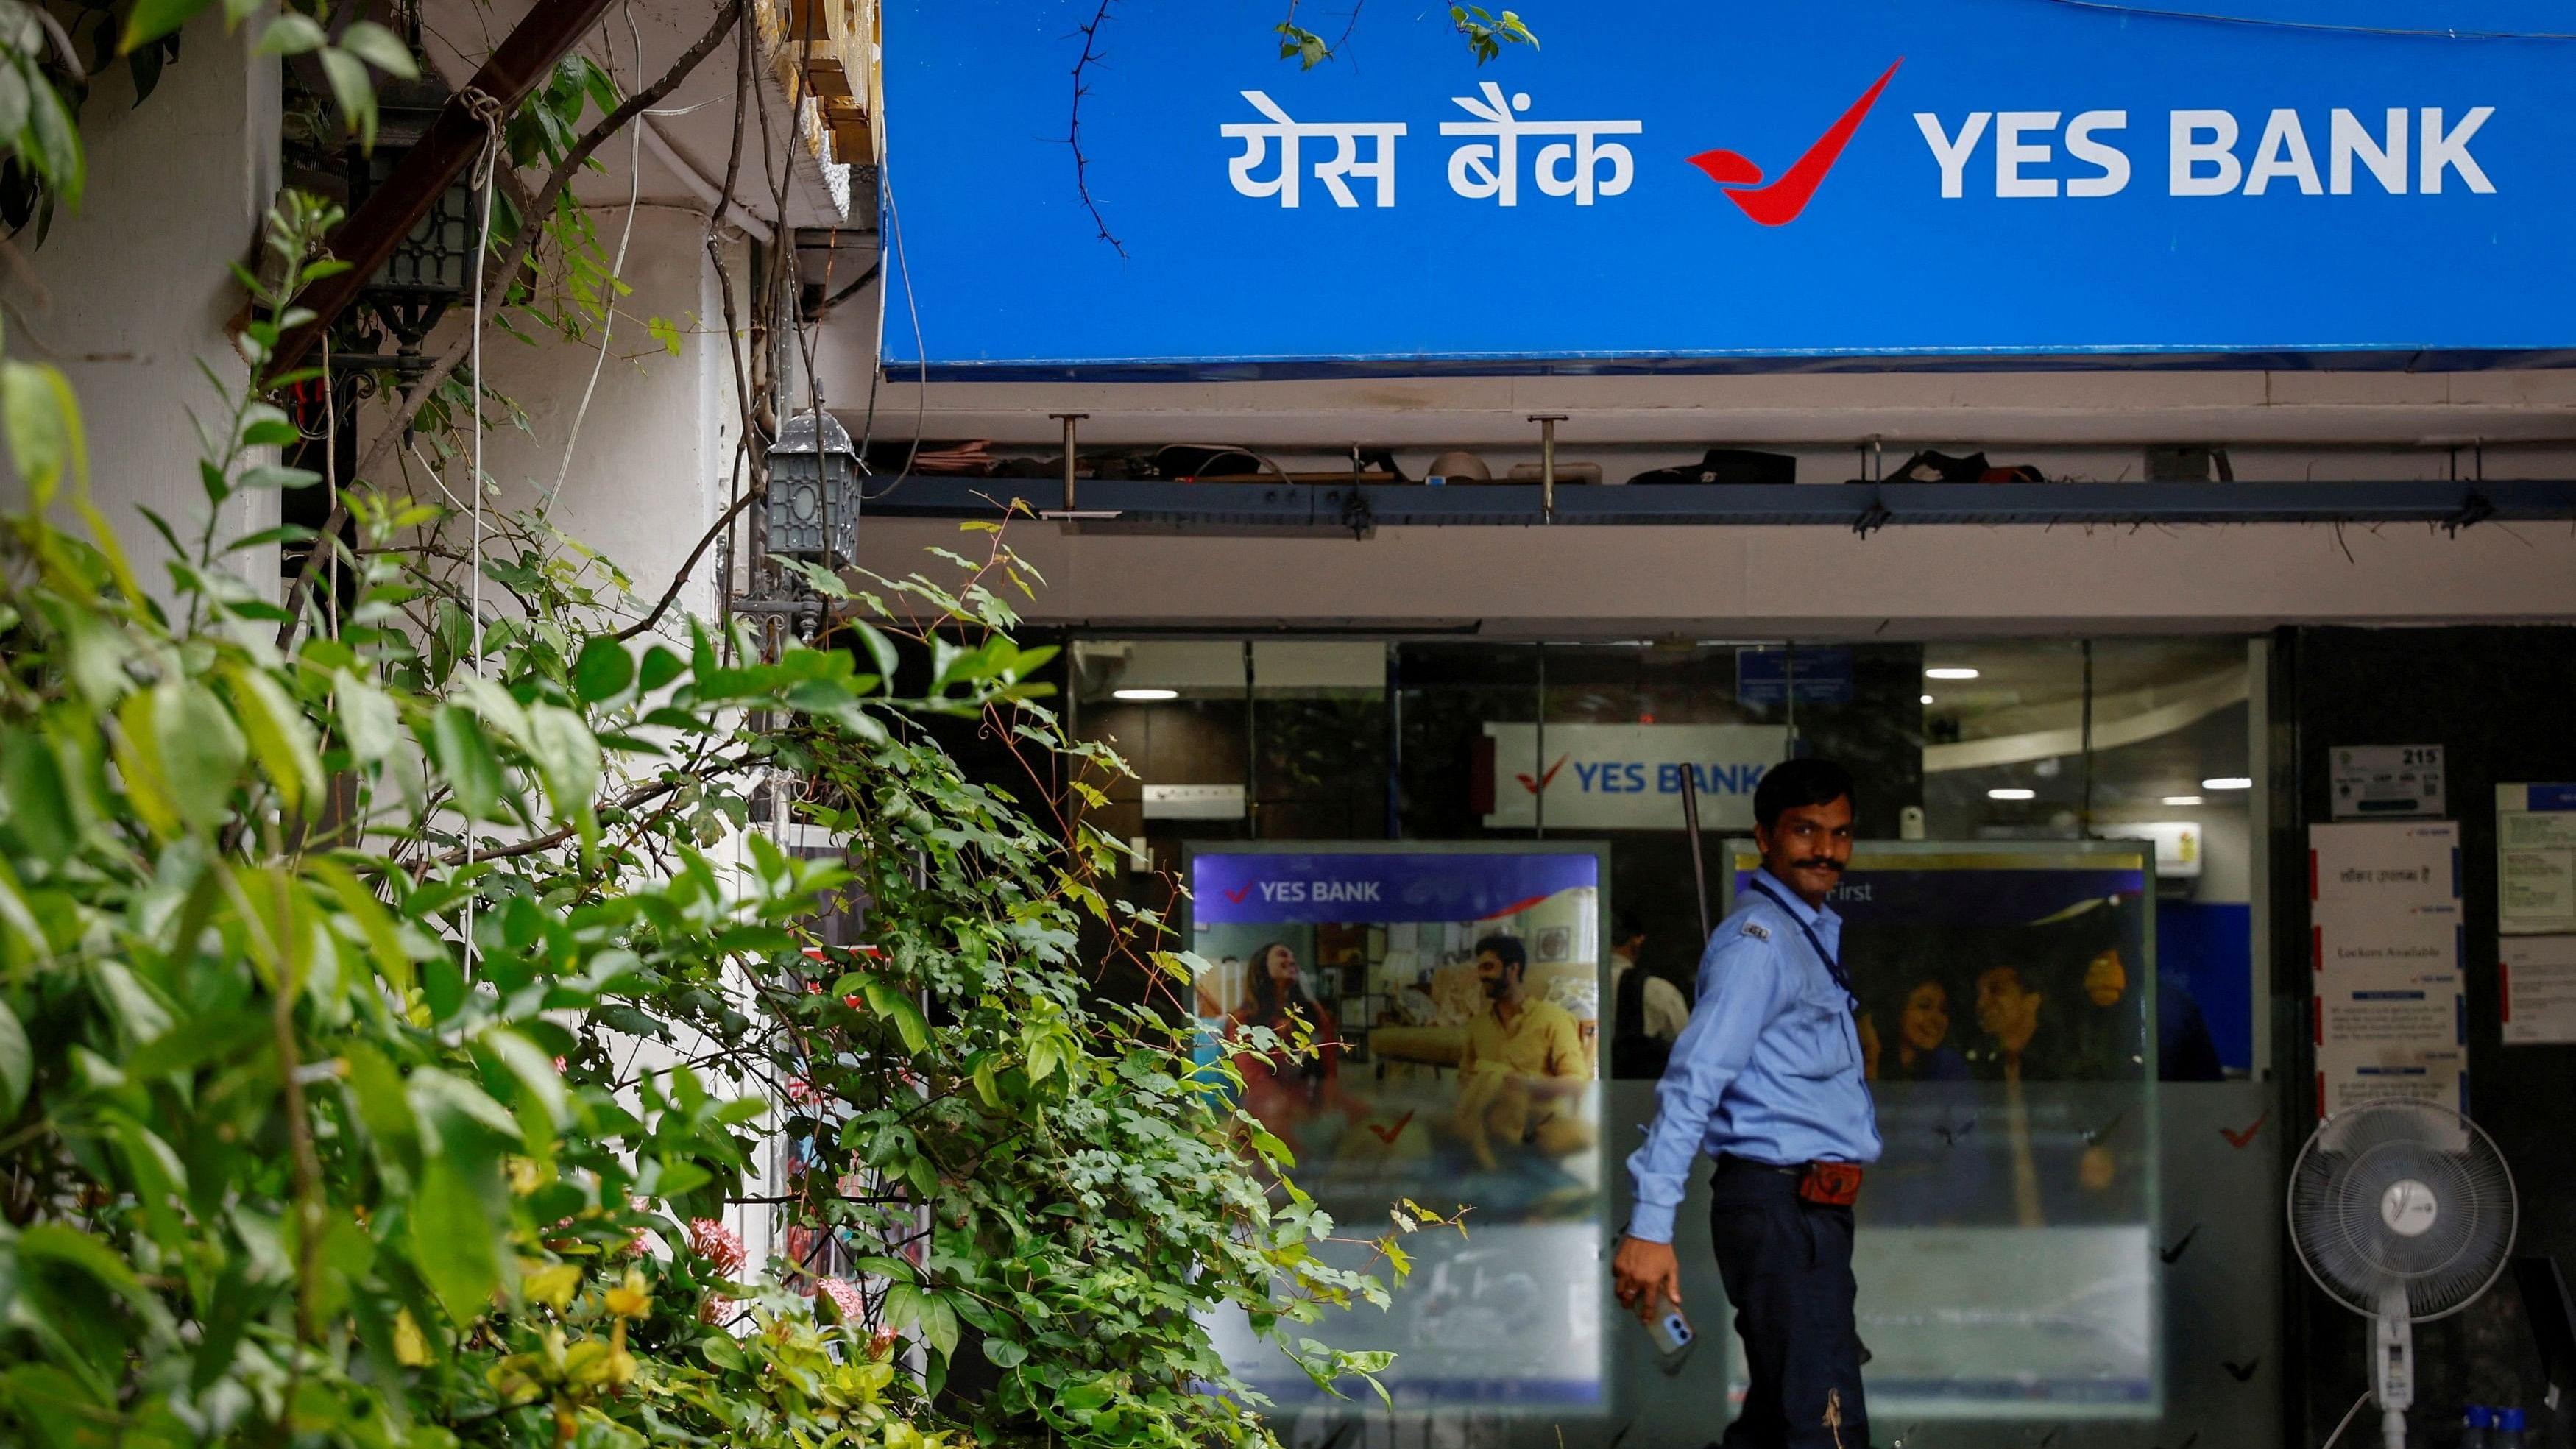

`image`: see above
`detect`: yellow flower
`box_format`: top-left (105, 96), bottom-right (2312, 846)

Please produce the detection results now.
top-left (524, 1261), bottom-right (582, 1311)
top-left (603, 1266), bottom-right (653, 1320)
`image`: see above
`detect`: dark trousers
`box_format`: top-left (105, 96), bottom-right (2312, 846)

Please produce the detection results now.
top-left (1708, 1156), bottom-right (1870, 1449)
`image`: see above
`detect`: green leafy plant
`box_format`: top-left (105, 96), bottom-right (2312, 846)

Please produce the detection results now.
top-left (1448, 6), bottom-right (1537, 64)
top-left (0, 196), bottom-right (1444, 1449)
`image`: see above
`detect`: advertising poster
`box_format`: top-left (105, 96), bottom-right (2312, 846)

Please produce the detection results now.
top-left (2502, 936), bottom-right (2576, 1046)
top-left (1189, 846), bottom-right (1608, 1409)
top-left (1726, 845), bottom-right (2162, 1418)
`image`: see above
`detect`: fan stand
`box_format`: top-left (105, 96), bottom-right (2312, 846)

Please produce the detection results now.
top-left (2373, 1283), bottom-right (2414, 1449)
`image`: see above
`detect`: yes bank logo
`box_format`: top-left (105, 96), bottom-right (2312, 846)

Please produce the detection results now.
top-left (1253, 880), bottom-right (1382, 904)
top-left (1691, 58), bottom-right (2498, 224)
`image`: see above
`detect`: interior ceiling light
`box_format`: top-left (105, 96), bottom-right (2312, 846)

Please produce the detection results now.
top-left (1112, 688), bottom-right (1180, 701)
top-left (1987, 787), bottom-right (2037, 801)
top-left (1919, 694), bottom-right (1934, 705)
top-left (1925, 667), bottom-right (1980, 680)
top-left (2203, 776), bottom-right (2254, 790)
top-left (2163, 795), bottom-right (2204, 806)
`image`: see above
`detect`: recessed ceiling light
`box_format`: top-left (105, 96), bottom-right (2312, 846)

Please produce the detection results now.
top-left (1987, 787), bottom-right (2036, 801)
top-left (1112, 688), bottom-right (1179, 701)
top-left (1925, 667), bottom-right (1980, 680)
top-left (1920, 694), bottom-right (1934, 705)
top-left (2163, 795), bottom-right (2204, 806)
top-left (2203, 776), bottom-right (2253, 790)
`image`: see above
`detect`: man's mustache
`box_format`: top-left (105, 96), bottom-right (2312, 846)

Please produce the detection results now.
top-left (1793, 857), bottom-right (1844, 873)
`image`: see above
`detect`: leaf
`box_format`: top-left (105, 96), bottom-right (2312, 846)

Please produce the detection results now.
top-left (119, 0), bottom-right (212, 53)
top-left (427, 706), bottom-right (503, 822)
top-left (409, 1155), bottom-right (499, 1325)
top-left (525, 705), bottom-right (598, 825)
top-left (236, 402), bottom-right (297, 449)
top-left (307, 858), bottom-right (414, 1001)
top-left (24, 73), bottom-right (80, 210)
top-left (481, 1027), bottom-right (570, 1134)
top-left (1, 359), bottom-right (84, 507)
top-left (0, 731), bottom-right (77, 868)
top-left (252, 12), bottom-right (325, 55)
top-left (571, 636), bottom-right (633, 702)
top-left (335, 20), bottom-right (418, 77)
top-left (154, 680), bottom-right (247, 832)
top-left (318, 48), bottom-right (377, 149)
top-left (224, 666), bottom-right (322, 815)
top-left (862, 982), bottom-right (929, 1056)
top-left (0, 998), bottom-right (27, 1121)
top-left (645, 316), bottom-right (682, 356)
top-left (0, 65), bottom-right (26, 147)
top-left (850, 620), bottom-right (899, 687)
top-left (980, 1336), bottom-right (1027, 1369)
top-left (637, 645), bottom-right (685, 692)
top-left (334, 670), bottom-right (400, 768)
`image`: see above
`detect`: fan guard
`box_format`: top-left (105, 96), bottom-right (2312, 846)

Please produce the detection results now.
top-left (2289, 1100), bottom-right (2516, 1322)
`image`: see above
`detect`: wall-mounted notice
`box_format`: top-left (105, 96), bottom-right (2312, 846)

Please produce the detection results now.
top-left (2502, 936), bottom-right (2576, 1046)
top-left (2310, 822), bottom-right (2466, 1115)
top-left (2330, 745), bottom-right (2446, 821)
top-left (2497, 784), bottom-right (2576, 935)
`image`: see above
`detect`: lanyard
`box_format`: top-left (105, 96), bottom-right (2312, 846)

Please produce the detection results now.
top-left (1747, 876), bottom-right (1856, 1008)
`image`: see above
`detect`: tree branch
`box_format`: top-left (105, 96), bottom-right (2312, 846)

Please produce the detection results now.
top-left (1064, 0), bottom-right (1125, 257)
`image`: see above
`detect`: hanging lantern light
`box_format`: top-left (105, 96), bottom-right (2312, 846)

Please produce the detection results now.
top-left (766, 411), bottom-right (861, 571)
top-left (349, 71), bottom-right (482, 369)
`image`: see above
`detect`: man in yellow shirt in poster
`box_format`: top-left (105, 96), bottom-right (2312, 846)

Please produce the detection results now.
top-left (1450, 934), bottom-right (1596, 1170)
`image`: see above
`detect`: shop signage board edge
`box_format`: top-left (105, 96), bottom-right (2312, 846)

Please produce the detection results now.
top-left (883, 0), bottom-right (2576, 369)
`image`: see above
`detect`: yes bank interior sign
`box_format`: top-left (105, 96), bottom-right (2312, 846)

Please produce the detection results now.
top-left (1482, 723), bottom-right (1787, 832)
top-left (884, 0), bottom-right (2572, 372)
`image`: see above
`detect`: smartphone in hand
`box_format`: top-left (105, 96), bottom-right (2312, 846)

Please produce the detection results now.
top-left (1647, 1306), bottom-right (1695, 1375)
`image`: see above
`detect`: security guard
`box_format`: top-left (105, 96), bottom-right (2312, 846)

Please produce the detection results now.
top-left (1613, 758), bottom-right (1881, 1449)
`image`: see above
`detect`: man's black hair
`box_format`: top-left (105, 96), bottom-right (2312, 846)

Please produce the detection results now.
top-left (1473, 934), bottom-right (1527, 974)
top-left (1612, 909), bottom-right (1646, 945)
top-left (1753, 757), bottom-right (1856, 829)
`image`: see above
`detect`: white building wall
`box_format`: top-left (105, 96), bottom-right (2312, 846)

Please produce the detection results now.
top-left (475, 208), bottom-right (740, 630)
top-left (1, 16), bottom-right (280, 595)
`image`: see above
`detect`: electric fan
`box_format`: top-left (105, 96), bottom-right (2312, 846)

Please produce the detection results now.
top-left (2289, 1101), bottom-right (2519, 1449)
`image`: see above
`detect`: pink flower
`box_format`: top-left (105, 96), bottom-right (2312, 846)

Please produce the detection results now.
top-left (688, 1218), bottom-right (746, 1278)
top-left (700, 1294), bottom-right (734, 1325)
top-left (815, 1277), bottom-right (867, 1325)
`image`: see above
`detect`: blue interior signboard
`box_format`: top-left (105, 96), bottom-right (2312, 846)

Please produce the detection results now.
top-left (882, 0), bottom-right (2575, 373)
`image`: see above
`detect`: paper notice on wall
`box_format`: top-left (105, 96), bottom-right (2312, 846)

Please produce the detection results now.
top-left (2502, 935), bottom-right (2576, 1045)
top-left (2310, 821), bottom-right (2460, 910)
top-left (2497, 786), bottom-right (2576, 935)
top-left (2315, 1042), bottom-right (2469, 1116)
top-left (2313, 904), bottom-right (2461, 991)
top-left (2310, 822), bottom-right (2467, 1116)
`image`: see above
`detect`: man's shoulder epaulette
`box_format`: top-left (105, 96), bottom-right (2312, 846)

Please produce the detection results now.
top-left (1739, 921), bottom-right (1771, 942)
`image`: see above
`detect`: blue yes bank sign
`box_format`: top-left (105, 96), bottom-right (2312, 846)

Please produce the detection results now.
top-left (882, 0), bottom-right (2570, 372)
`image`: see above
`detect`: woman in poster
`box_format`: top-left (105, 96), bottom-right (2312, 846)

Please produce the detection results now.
top-left (1232, 943), bottom-right (1357, 1152)
top-left (1861, 977), bottom-right (1986, 1226)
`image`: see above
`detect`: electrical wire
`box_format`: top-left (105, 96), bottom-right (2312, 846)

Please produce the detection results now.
top-left (542, 1), bottom-right (650, 519)
top-left (2038, 0), bottom-right (2576, 40)
top-left (859, 161), bottom-right (926, 501)
top-left (2317, 1389), bottom-right (2374, 1449)
top-left (462, 91), bottom-right (505, 978)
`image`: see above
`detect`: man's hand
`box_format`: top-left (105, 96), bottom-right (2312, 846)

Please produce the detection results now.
top-left (1612, 1235), bottom-right (1681, 1325)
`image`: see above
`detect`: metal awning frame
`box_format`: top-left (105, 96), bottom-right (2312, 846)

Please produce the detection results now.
top-left (854, 478), bottom-right (2575, 536)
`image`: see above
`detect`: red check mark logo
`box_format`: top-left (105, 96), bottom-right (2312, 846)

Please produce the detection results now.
top-left (1222, 884), bottom-right (1252, 904)
top-left (1516, 754), bottom-right (1570, 796)
top-left (1688, 59), bottom-right (1903, 226)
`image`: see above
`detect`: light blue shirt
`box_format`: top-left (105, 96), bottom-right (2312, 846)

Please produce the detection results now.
top-left (1624, 868), bottom-right (1882, 1244)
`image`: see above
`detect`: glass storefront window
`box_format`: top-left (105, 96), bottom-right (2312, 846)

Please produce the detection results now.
top-left (1069, 632), bottom-right (2276, 1448)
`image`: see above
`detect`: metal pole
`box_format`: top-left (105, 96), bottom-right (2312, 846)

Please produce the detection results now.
top-left (1681, 766), bottom-right (1713, 943)
top-left (1533, 642), bottom-right (1547, 839)
top-left (1531, 414), bottom-right (1568, 522)
top-left (1051, 413), bottom-right (1088, 514)
top-left (2080, 639), bottom-right (2095, 837)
